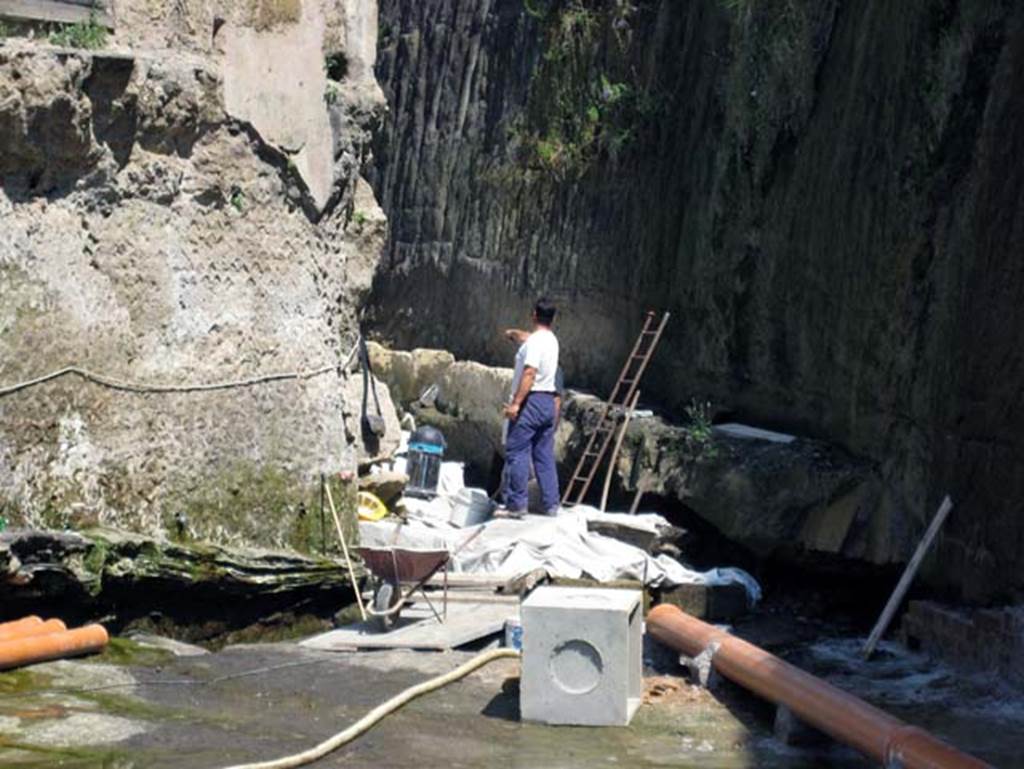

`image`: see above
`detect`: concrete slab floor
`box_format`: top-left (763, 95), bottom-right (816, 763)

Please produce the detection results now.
top-left (0, 638), bottom-right (875, 769)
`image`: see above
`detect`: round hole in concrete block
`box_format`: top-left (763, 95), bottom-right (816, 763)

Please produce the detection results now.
top-left (550, 640), bottom-right (603, 694)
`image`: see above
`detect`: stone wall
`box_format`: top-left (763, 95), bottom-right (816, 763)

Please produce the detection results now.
top-left (368, 0), bottom-right (1024, 601)
top-left (0, 1), bottom-right (394, 550)
top-left (902, 600), bottom-right (1024, 689)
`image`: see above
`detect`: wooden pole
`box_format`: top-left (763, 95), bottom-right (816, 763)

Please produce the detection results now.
top-left (861, 495), bottom-right (954, 660)
top-left (599, 390), bottom-right (640, 512)
top-left (628, 488), bottom-right (644, 515)
top-left (326, 480), bottom-right (367, 622)
top-left (319, 472), bottom-right (327, 555)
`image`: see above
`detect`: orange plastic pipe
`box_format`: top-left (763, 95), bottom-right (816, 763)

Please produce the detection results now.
top-left (0, 618), bottom-right (67, 643)
top-left (0, 624), bottom-right (109, 671)
top-left (647, 605), bottom-right (991, 769)
top-left (0, 616), bottom-right (43, 640)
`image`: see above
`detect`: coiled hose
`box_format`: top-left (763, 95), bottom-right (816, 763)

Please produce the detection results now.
top-left (222, 647), bottom-right (521, 769)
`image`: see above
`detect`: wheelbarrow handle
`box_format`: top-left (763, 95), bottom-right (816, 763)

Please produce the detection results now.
top-left (449, 526), bottom-right (485, 559)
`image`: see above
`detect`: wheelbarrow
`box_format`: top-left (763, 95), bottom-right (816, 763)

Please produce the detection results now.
top-left (356, 527), bottom-right (483, 632)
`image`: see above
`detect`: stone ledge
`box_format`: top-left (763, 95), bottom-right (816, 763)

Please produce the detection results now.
top-left (901, 600), bottom-right (1024, 688)
top-left (653, 582), bottom-right (750, 622)
top-left (0, 527), bottom-right (359, 629)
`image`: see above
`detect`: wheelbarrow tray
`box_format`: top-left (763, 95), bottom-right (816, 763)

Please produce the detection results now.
top-left (356, 546), bottom-right (450, 585)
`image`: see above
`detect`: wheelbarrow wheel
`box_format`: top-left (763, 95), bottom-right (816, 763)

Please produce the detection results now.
top-left (373, 580), bottom-right (401, 632)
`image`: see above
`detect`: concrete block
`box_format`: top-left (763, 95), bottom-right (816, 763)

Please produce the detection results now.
top-left (655, 582), bottom-right (749, 621)
top-left (521, 586), bottom-right (642, 726)
top-left (549, 577), bottom-right (652, 615)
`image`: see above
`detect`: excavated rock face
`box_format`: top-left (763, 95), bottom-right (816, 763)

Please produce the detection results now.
top-left (369, 1), bottom-right (1024, 601)
top-left (0, 1), bottom-right (393, 550)
top-left (370, 343), bottom-right (875, 570)
top-left (367, 342), bottom-right (511, 481)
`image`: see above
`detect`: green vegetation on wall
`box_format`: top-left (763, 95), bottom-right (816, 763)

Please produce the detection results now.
top-left (253, 0), bottom-right (302, 31)
top-left (718, 0), bottom-right (837, 182)
top-left (514, 0), bottom-right (660, 179)
top-left (681, 399), bottom-right (719, 463)
top-left (162, 461), bottom-right (357, 555)
top-left (48, 12), bottom-right (108, 50)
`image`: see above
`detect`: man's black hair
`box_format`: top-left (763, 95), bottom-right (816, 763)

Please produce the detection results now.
top-left (534, 297), bottom-right (557, 326)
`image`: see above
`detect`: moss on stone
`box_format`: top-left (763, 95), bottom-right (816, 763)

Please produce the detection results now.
top-left (89, 637), bottom-right (174, 669)
top-left (252, 0), bottom-right (302, 31)
top-left (82, 538), bottom-right (110, 579)
top-left (214, 613), bottom-right (331, 646)
top-left (0, 741), bottom-right (131, 769)
top-left (161, 460), bottom-right (356, 555)
top-left (0, 668), bottom-right (51, 698)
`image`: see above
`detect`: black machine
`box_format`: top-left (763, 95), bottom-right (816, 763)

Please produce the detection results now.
top-left (405, 425), bottom-right (446, 499)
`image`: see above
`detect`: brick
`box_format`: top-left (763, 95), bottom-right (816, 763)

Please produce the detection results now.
top-left (895, 600), bottom-right (1024, 689)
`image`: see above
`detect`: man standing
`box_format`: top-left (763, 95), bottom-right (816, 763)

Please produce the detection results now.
top-left (501, 298), bottom-right (561, 516)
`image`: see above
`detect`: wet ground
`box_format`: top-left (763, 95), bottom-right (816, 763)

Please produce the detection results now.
top-left (0, 627), bottom-right (1019, 768)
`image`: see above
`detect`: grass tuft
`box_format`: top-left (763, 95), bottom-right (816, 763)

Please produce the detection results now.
top-left (48, 11), bottom-right (107, 50)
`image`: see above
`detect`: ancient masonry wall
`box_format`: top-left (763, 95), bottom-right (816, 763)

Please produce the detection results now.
top-left (0, 0), bottom-right (397, 550)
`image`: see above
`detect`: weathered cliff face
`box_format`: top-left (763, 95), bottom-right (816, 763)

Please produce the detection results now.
top-left (0, 1), bottom-right (394, 549)
top-left (369, 0), bottom-right (1024, 601)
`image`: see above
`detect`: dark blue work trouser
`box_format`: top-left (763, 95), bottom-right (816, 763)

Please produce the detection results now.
top-left (505, 392), bottom-right (560, 512)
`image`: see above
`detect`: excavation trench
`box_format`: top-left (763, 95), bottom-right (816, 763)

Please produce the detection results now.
top-left (0, 347), bottom-right (1019, 768)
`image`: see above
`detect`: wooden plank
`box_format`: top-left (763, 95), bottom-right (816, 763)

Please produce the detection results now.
top-left (862, 495), bottom-right (954, 659)
top-left (301, 602), bottom-right (514, 652)
top-left (0, 0), bottom-right (113, 28)
top-left (421, 592), bottom-right (518, 605)
top-left (422, 572), bottom-right (514, 589)
top-left (600, 389), bottom-right (641, 512)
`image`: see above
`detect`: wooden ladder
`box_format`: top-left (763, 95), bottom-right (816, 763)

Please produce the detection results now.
top-left (562, 310), bottom-right (670, 507)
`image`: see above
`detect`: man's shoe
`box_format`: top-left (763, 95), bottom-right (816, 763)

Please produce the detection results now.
top-left (493, 506), bottom-right (527, 520)
top-left (544, 507), bottom-right (561, 517)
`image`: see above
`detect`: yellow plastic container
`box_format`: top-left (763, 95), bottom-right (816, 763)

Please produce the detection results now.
top-left (357, 491), bottom-right (389, 522)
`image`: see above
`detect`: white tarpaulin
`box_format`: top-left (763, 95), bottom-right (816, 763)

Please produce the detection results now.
top-left (359, 507), bottom-right (761, 604)
top-left (363, 429), bottom-right (761, 603)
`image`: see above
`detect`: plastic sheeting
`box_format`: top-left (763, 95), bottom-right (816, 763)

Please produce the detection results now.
top-left (363, 430), bottom-right (761, 604)
top-left (360, 508), bottom-right (761, 605)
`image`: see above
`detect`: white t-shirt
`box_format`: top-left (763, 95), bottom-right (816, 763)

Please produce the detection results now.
top-left (510, 328), bottom-right (559, 399)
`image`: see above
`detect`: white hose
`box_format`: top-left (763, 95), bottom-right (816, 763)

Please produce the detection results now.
top-left (222, 647), bottom-right (521, 769)
top-left (0, 340), bottom-right (360, 398)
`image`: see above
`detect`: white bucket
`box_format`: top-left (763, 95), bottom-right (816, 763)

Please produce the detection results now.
top-left (449, 487), bottom-right (494, 528)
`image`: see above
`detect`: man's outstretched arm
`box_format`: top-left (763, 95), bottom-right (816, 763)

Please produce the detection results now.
top-left (504, 328), bottom-right (530, 344)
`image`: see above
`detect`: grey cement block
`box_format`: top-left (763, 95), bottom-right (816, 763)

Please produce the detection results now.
top-left (655, 582), bottom-right (749, 621)
top-left (520, 586), bottom-right (642, 727)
